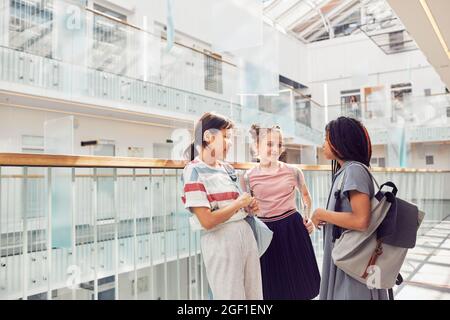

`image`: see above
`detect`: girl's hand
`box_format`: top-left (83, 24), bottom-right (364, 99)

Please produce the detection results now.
top-left (245, 198), bottom-right (259, 216)
top-left (311, 208), bottom-right (327, 230)
top-left (236, 193), bottom-right (253, 209)
top-left (303, 217), bottom-right (314, 234)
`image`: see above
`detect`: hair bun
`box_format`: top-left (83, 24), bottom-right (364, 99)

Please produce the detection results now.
top-left (249, 124), bottom-right (260, 139)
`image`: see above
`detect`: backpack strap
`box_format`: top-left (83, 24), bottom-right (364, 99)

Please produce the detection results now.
top-left (332, 169), bottom-right (349, 242)
top-left (332, 161), bottom-right (378, 242)
top-left (220, 162), bottom-right (241, 192)
top-left (326, 167), bottom-right (348, 210)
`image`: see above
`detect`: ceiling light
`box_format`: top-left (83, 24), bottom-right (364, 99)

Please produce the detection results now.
top-left (419, 0), bottom-right (450, 60)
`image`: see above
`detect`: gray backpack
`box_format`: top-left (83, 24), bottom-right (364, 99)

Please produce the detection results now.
top-left (330, 162), bottom-right (425, 290)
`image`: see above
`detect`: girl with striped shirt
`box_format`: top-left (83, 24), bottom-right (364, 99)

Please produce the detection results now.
top-left (182, 112), bottom-right (263, 300)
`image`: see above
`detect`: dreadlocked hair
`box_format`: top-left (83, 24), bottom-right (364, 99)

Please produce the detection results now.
top-left (325, 116), bottom-right (372, 179)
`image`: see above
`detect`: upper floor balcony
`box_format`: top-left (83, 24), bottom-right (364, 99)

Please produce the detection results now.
top-left (0, 0), bottom-right (324, 146)
top-left (1, 0), bottom-right (449, 149)
top-left (311, 92), bottom-right (450, 145)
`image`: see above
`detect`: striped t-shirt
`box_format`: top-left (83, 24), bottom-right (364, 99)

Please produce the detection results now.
top-left (182, 157), bottom-right (247, 224)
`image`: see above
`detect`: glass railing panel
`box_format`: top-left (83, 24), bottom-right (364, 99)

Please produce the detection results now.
top-left (115, 168), bottom-right (135, 299)
top-left (0, 166), bottom-right (24, 299)
top-left (302, 170), bottom-right (331, 263)
top-left (67, 167), bottom-right (94, 300)
top-left (21, 167), bottom-right (46, 299)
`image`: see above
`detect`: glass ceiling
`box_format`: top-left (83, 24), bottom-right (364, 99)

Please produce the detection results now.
top-left (263, 0), bottom-right (416, 48)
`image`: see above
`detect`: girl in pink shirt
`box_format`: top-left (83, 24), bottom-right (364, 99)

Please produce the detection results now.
top-left (242, 124), bottom-right (321, 300)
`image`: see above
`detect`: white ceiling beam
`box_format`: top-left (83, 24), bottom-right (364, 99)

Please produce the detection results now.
top-left (263, 0), bottom-right (283, 13)
top-left (273, 0), bottom-right (303, 23)
top-left (305, 1), bottom-right (361, 42)
top-left (284, 6), bottom-right (318, 30)
top-left (296, 0), bottom-right (358, 39)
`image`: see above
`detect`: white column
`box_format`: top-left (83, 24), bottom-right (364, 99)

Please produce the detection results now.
top-left (0, 0), bottom-right (10, 47)
top-left (323, 83), bottom-right (329, 125)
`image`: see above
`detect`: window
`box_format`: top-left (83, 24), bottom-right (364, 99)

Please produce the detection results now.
top-left (370, 157), bottom-right (385, 167)
top-left (391, 83), bottom-right (412, 101)
top-left (128, 146), bottom-right (144, 157)
top-left (389, 31), bottom-right (405, 51)
top-left (9, 0), bottom-right (54, 58)
top-left (294, 93), bottom-right (311, 127)
top-left (204, 52), bottom-right (223, 94)
top-left (28, 292), bottom-right (47, 300)
top-left (258, 95), bottom-right (273, 113)
top-left (391, 83), bottom-right (412, 122)
top-left (131, 276), bottom-right (149, 295)
top-left (333, 10), bottom-right (361, 38)
top-left (340, 89), bottom-right (361, 120)
top-left (425, 155), bottom-right (434, 165)
top-left (447, 107), bottom-right (450, 118)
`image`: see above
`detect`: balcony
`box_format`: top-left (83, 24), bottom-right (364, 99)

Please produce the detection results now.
top-left (0, 0), bottom-right (324, 146)
top-left (312, 93), bottom-right (450, 146)
top-left (0, 153), bottom-right (449, 299)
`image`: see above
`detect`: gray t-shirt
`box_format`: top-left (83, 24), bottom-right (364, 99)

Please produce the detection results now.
top-left (319, 161), bottom-right (388, 300)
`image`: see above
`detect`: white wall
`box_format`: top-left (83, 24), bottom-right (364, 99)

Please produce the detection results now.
top-left (278, 32), bottom-right (309, 85)
top-left (306, 34), bottom-right (446, 106)
top-left (0, 106), bottom-right (176, 158)
top-left (0, 105), bottom-right (258, 163)
top-left (316, 141), bottom-right (450, 170)
top-left (409, 143), bottom-right (450, 170)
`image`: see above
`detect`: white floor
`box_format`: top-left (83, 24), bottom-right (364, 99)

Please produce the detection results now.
top-left (394, 217), bottom-right (450, 300)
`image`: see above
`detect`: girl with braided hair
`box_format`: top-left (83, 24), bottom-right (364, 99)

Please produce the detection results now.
top-left (311, 116), bottom-right (388, 300)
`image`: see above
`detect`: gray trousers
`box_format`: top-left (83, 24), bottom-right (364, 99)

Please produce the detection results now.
top-left (201, 219), bottom-right (263, 300)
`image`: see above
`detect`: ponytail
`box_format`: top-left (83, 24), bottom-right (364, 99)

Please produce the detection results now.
top-left (184, 142), bottom-right (197, 161)
top-left (184, 112), bottom-right (234, 161)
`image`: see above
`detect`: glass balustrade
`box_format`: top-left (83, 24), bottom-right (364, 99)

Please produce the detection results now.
top-left (0, 154), bottom-right (448, 299)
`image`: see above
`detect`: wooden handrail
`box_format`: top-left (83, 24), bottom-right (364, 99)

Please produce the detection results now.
top-left (1, 153), bottom-right (449, 173)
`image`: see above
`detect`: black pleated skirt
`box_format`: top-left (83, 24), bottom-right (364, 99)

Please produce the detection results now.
top-left (259, 210), bottom-right (321, 300)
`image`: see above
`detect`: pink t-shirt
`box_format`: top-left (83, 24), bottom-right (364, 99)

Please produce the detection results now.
top-left (244, 162), bottom-right (305, 218)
